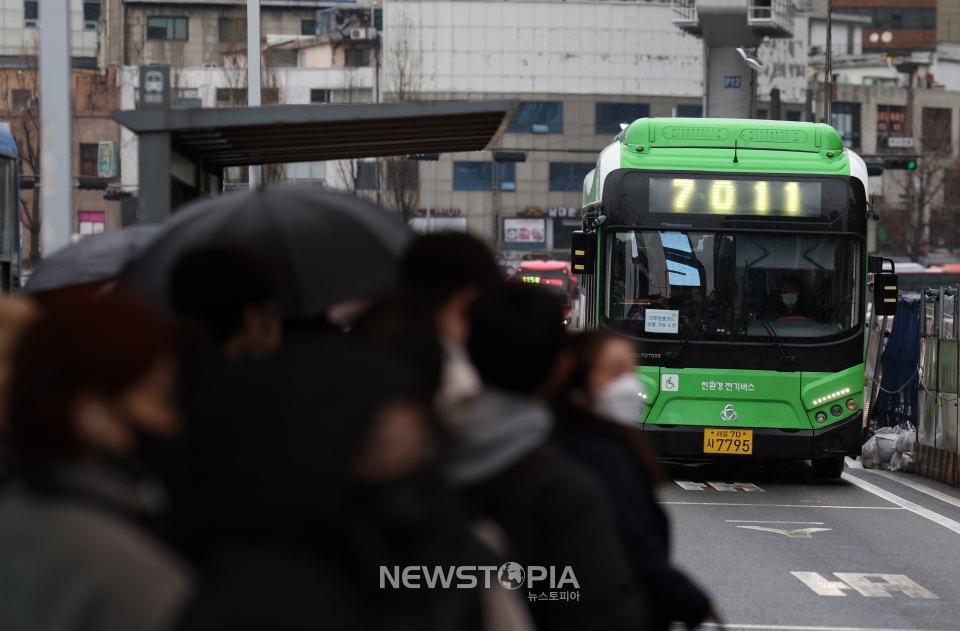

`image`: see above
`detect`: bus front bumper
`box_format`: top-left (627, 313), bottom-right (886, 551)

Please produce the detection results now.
top-left (643, 411), bottom-right (864, 460)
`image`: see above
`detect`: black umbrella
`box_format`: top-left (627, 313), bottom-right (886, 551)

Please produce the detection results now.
top-left (24, 225), bottom-right (161, 294)
top-left (123, 186), bottom-right (413, 319)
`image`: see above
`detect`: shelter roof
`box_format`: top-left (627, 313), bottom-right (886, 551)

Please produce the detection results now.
top-left (112, 100), bottom-right (518, 168)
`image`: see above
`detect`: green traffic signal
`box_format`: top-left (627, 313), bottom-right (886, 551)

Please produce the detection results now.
top-left (907, 159), bottom-right (917, 170)
top-left (882, 157), bottom-right (919, 170)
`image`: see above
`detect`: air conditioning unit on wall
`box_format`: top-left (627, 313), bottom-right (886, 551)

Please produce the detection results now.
top-left (349, 28), bottom-right (367, 40)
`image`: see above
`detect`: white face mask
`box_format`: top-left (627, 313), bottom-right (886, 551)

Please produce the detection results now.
top-left (782, 293), bottom-right (798, 306)
top-left (593, 372), bottom-right (643, 426)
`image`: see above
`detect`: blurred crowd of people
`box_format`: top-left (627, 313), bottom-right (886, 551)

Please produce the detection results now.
top-left (0, 227), bottom-right (714, 631)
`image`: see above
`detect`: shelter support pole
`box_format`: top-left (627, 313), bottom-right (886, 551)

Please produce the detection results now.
top-left (138, 133), bottom-right (172, 224)
top-left (247, 0), bottom-right (261, 188)
top-left (39, 0), bottom-right (73, 257)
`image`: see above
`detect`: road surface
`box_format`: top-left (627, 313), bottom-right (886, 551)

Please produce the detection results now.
top-left (662, 458), bottom-right (960, 631)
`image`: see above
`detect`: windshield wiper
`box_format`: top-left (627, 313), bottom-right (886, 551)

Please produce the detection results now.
top-left (742, 288), bottom-right (797, 365)
top-left (664, 288), bottom-right (717, 361)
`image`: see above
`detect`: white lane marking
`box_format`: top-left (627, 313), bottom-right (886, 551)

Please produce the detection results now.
top-left (862, 468), bottom-right (960, 510)
top-left (699, 625), bottom-right (950, 631)
top-left (727, 520), bottom-right (825, 524)
top-left (842, 472), bottom-right (960, 535)
top-left (833, 573), bottom-right (937, 599)
top-left (675, 480), bottom-right (707, 490)
top-left (707, 481), bottom-right (764, 492)
top-left (737, 526), bottom-right (831, 538)
top-left (792, 572), bottom-right (851, 596)
top-left (662, 501), bottom-right (903, 509)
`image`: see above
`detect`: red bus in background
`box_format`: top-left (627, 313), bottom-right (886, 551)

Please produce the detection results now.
top-left (510, 260), bottom-right (579, 324)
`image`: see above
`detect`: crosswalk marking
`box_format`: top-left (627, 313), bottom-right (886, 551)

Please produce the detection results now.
top-left (793, 572), bottom-right (937, 599)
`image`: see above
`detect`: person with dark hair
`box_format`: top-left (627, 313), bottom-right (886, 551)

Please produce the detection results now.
top-left (169, 246), bottom-right (282, 359)
top-left (776, 276), bottom-right (807, 321)
top-left (0, 290), bottom-right (195, 631)
top-left (446, 282), bottom-right (649, 631)
top-left (175, 338), bottom-right (492, 631)
top-left (400, 233), bottom-right (503, 412)
top-left (552, 330), bottom-right (715, 631)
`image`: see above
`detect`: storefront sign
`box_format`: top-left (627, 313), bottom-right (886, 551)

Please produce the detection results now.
top-left (415, 207), bottom-right (461, 217)
top-left (503, 218), bottom-right (545, 243)
top-left (519, 205), bottom-right (546, 218)
top-left (548, 206), bottom-right (581, 218)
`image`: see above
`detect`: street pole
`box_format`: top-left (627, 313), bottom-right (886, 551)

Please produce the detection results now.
top-left (824, 0), bottom-right (833, 125)
top-left (247, 0), bottom-right (261, 188)
top-left (39, 0), bottom-right (73, 257)
top-left (425, 161), bottom-right (432, 233)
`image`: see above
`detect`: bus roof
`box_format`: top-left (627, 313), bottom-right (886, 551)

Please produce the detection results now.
top-left (586, 118), bottom-right (866, 209)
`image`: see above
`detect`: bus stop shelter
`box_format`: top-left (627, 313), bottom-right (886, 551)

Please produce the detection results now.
top-left (112, 100), bottom-right (518, 222)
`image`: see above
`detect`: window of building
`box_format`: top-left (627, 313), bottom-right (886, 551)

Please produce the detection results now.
top-left (24, 1), bottom-right (37, 27)
top-left (786, 111), bottom-right (802, 121)
top-left (549, 163), bottom-right (595, 192)
top-left (831, 102), bottom-right (861, 149)
top-left (147, 17), bottom-right (188, 41)
top-left (287, 161), bottom-right (326, 182)
top-left (78, 211), bottom-right (106, 236)
top-left (676, 104), bottom-right (703, 117)
top-left (215, 88), bottom-right (247, 106)
top-left (595, 103), bottom-right (649, 134)
top-left (757, 109), bottom-right (768, 120)
top-left (311, 89), bottom-right (330, 104)
top-left (876, 104), bottom-right (907, 149)
top-left (507, 102), bottom-right (563, 134)
top-left (453, 162), bottom-right (516, 191)
top-left (83, 1), bottom-right (100, 30)
top-left (219, 17), bottom-right (246, 43)
top-left (262, 87), bottom-right (280, 105)
top-left (301, 19), bottom-right (317, 36)
top-left (345, 48), bottom-right (371, 67)
top-left (11, 89), bottom-right (33, 110)
top-left (265, 49), bottom-right (297, 68)
top-left (845, 8), bottom-right (936, 31)
top-left (79, 143), bottom-right (100, 177)
top-left (922, 108), bottom-right (952, 154)
top-left (357, 162), bottom-right (378, 190)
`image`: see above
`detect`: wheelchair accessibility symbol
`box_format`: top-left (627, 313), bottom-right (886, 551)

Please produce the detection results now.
top-left (661, 374), bottom-right (679, 392)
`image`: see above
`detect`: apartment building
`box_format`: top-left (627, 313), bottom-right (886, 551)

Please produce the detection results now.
top-left (0, 0), bottom-right (121, 264)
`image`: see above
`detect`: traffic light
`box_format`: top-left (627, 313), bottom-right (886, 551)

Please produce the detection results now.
top-left (883, 157), bottom-right (918, 171)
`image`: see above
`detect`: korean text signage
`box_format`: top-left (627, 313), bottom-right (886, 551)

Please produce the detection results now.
top-left (503, 218), bottom-right (545, 243)
top-left (138, 66), bottom-right (170, 109)
top-left (97, 142), bottom-right (117, 178)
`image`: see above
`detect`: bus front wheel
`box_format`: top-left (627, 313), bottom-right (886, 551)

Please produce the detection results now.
top-left (812, 456), bottom-right (845, 479)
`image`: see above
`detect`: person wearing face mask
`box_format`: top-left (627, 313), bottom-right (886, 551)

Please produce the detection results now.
top-left (776, 277), bottom-right (807, 321)
top-left (0, 290), bottom-right (195, 631)
top-left (552, 330), bottom-right (715, 631)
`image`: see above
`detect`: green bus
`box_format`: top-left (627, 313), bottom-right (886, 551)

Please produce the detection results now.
top-left (573, 118), bottom-right (870, 478)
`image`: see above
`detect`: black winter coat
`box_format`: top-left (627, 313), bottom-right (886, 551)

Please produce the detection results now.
top-left (463, 442), bottom-right (649, 631)
top-left (553, 403), bottom-right (711, 631)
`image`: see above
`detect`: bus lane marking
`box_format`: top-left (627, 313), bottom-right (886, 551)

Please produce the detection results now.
top-left (842, 472), bottom-right (960, 535)
top-left (727, 520), bottom-right (825, 524)
top-left (662, 502), bottom-right (903, 509)
top-left (792, 572), bottom-right (937, 599)
top-left (861, 468), bottom-right (960, 510)
top-left (675, 480), bottom-right (707, 490)
top-left (700, 625), bottom-right (951, 631)
top-left (708, 481), bottom-right (764, 492)
top-left (737, 526), bottom-right (831, 538)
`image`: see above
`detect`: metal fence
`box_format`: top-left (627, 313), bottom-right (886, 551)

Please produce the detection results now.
top-left (917, 287), bottom-right (960, 452)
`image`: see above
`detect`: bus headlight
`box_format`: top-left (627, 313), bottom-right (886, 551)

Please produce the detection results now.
top-left (846, 398), bottom-right (857, 410)
top-left (831, 405), bottom-right (842, 417)
top-left (815, 412), bottom-right (827, 423)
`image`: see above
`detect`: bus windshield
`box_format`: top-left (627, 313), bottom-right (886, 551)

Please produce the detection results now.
top-left (516, 270), bottom-right (571, 308)
top-left (603, 231), bottom-right (862, 342)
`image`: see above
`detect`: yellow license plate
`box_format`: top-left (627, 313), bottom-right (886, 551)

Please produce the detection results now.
top-left (703, 429), bottom-right (753, 455)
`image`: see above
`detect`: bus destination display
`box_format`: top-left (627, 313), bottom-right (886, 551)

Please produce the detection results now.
top-left (649, 177), bottom-right (822, 217)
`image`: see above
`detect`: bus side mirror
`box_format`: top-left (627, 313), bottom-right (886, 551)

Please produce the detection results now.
top-left (571, 231), bottom-right (595, 276)
top-left (870, 256), bottom-right (898, 316)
